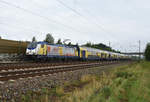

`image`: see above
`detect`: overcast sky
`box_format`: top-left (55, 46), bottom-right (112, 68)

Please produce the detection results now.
top-left (0, 0), bottom-right (150, 52)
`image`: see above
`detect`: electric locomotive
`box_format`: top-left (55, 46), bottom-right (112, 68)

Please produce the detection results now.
top-left (26, 42), bottom-right (80, 60)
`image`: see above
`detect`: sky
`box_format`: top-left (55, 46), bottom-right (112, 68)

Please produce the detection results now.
top-left (0, 0), bottom-right (150, 52)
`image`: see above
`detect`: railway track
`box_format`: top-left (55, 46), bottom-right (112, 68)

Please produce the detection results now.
top-left (0, 61), bottom-right (102, 71)
top-left (0, 61), bottom-right (120, 81)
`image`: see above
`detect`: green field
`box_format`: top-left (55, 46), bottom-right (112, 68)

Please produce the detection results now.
top-left (20, 61), bottom-right (150, 102)
top-left (0, 39), bottom-right (29, 54)
top-left (85, 62), bottom-right (150, 102)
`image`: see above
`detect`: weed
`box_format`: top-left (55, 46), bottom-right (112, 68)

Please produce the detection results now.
top-left (115, 71), bottom-right (132, 78)
top-left (101, 86), bottom-right (111, 99)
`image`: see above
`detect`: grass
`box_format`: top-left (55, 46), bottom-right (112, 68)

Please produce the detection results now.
top-left (86, 61), bottom-right (150, 102)
top-left (20, 61), bottom-right (150, 102)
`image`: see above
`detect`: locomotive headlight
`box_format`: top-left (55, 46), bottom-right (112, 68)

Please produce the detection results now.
top-left (26, 49), bottom-right (35, 55)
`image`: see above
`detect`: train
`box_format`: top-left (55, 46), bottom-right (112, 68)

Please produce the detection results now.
top-left (26, 41), bottom-right (132, 61)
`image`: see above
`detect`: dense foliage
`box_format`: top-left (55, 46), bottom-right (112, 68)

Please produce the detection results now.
top-left (144, 43), bottom-right (150, 61)
top-left (44, 33), bottom-right (54, 44)
top-left (82, 42), bottom-right (120, 53)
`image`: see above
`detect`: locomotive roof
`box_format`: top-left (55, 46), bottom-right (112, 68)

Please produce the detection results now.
top-left (81, 46), bottom-right (115, 53)
top-left (37, 41), bottom-right (76, 48)
top-left (81, 46), bottom-right (129, 56)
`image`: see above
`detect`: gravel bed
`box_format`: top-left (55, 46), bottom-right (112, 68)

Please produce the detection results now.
top-left (0, 63), bottom-right (128, 102)
top-left (0, 54), bottom-right (24, 63)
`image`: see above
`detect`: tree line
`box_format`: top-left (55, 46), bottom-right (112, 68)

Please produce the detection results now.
top-left (82, 42), bottom-right (120, 53)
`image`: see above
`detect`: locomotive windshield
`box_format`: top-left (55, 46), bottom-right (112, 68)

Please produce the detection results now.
top-left (27, 42), bottom-right (37, 49)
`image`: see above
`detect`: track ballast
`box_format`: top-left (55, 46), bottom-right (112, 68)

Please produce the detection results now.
top-left (0, 61), bottom-right (122, 81)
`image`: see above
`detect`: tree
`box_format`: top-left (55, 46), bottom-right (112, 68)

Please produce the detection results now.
top-left (0, 36), bottom-right (1, 39)
top-left (32, 36), bottom-right (36, 42)
top-left (56, 38), bottom-right (62, 44)
top-left (44, 33), bottom-right (54, 44)
top-left (144, 43), bottom-right (150, 61)
top-left (85, 42), bottom-right (92, 47)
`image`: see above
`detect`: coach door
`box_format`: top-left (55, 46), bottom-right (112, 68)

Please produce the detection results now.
top-left (82, 50), bottom-right (86, 58)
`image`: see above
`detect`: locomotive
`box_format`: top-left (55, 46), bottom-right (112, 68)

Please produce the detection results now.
top-left (26, 41), bottom-right (131, 61)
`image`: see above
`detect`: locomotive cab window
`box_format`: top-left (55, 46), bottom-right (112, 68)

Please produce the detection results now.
top-left (41, 44), bottom-right (44, 48)
top-left (27, 42), bottom-right (37, 49)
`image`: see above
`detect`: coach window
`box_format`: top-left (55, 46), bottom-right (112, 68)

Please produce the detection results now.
top-left (41, 44), bottom-right (44, 48)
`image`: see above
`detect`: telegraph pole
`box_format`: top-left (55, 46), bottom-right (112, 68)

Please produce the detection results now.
top-left (109, 41), bottom-right (111, 48)
top-left (139, 40), bottom-right (141, 60)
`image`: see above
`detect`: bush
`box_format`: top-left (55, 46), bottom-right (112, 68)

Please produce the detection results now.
top-left (101, 86), bottom-right (111, 99)
top-left (144, 43), bottom-right (150, 61)
top-left (44, 33), bottom-right (54, 44)
top-left (115, 72), bottom-right (132, 79)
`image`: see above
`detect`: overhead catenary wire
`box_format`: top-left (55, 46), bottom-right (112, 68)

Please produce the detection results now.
top-left (0, 0), bottom-right (89, 34)
top-left (0, 0), bottom-right (114, 37)
top-left (30, 0), bottom-right (96, 33)
top-left (0, 21), bottom-right (66, 42)
top-left (29, 0), bottom-right (116, 42)
top-left (0, 22), bottom-right (42, 40)
top-left (0, 0), bottom-right (116, 44)
top-left (55, 0), bottom-right (115, 38)
top-left (56, 0), bottom-right (84, 17)
top-left (0, 19), bottom-right (81, 43)
top-left (0, 22), bottom-right (41, 33)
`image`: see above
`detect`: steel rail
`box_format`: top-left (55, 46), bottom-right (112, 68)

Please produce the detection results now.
top-left (0, 61), bottom-right (118, 81)
top-left (0, 61), bottom-right (101, 71)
